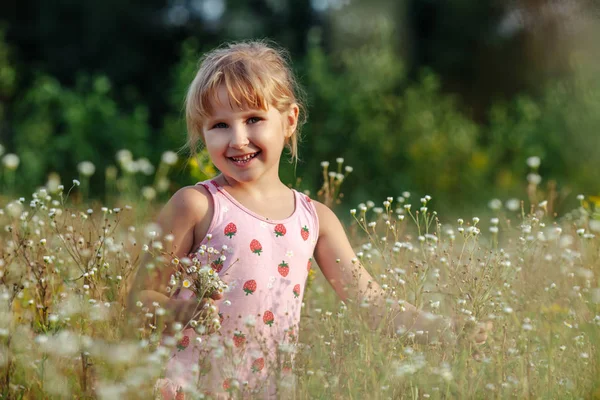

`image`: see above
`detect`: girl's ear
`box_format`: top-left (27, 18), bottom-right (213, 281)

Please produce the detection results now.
top-left (285, 104), bottom-right (300, 139)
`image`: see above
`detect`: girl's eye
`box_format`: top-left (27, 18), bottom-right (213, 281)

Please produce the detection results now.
top-left (247, 117), bottom-right (262, 124)
top-left (212, 122), bottom-right (228, 129)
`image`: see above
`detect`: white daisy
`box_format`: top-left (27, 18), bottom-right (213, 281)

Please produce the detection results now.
top-left (182, 279), bottom-right (191, 288)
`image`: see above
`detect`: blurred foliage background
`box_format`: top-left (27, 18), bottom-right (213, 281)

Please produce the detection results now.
top-left (0, 0), bottom-right (599, 214)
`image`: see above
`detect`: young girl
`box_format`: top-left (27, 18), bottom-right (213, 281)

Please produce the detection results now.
top-left (128, 40), bottom-right (489, 399)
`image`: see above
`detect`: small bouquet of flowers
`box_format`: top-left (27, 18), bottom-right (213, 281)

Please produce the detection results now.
top-left (172, 243), bottom-right (229, 300)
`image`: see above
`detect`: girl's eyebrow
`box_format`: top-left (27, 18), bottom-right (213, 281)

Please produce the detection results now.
top-left (207, 109), bottom-right (267, 122)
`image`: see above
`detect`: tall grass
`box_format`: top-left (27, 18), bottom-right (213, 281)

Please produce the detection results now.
top-left (0, 158), bottom-right (598, 399)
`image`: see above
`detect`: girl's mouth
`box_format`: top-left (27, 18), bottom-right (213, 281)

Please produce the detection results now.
top-left (229, 151), bottom-right (260, 165)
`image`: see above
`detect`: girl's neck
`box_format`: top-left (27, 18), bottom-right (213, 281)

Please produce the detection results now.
top-left (215, 174), bottom-right (290, 199)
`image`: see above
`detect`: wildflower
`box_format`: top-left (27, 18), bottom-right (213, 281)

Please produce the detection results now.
top-left (490, 226), bottom-right (499, 233)
top-left (526, 156), bottom-right (541, 168)
top-left (320, 161), bottom-right (329, 168)
top-left (161, 151), bottom-right (178, 166)
top-left (142, 186), bottom-right (156, 201)
top-left (77, 161), bottom-right (96, 176)
top-left (2, 153), bottom-right (20, 170)
top-left (137, 158), bottom-right (155, 175)
top-left (182, 280), bottom-right (191, 288)
top-left (350, 209), bottom-right (356, 215)
top-left (488, 198), bottom-right (502, 210)
top-left (506, 198), bottom-right (520, 211)
top-left (336, 157), bottom-right (344, 164)
top-left (72, 179), bottom-right (80, 186)
top-left (344, 166), bottom-right (353, 173)
top-left (576, 194), bottom-right (584, 201)
top-left (527, 173), bottom-right (542, 185)
top-left (116, 149), bottom-right (133, 164)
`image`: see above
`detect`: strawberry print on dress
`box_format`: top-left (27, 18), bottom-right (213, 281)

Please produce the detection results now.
top-left (251, 357), bottom-right (265, 373)
top-left (233, 332), bottom-right (246, 347)
top-left (211, 258), bottom-right (223, 273)
top-left (263, 310), bottom-right (274, 327)
top-left (177, 336), bottom-right (190, 351)
top-left (301, 226), bottom-right (309, 241)
top-left (224, 222), bottom-right (237, 238)
top-left (277, 261), bottom-right (289, 277)
top-left (274, 224), bottom-right (286, 237)
top-left (250, 239), bottom-right (263, 255)
top-left (243, 280), bottom-right (257, 295)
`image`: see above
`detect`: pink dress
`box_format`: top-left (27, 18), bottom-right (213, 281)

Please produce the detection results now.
top-left (157, 179), bottom-right (319, 399)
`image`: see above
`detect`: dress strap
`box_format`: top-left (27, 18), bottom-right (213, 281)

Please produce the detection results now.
top-left (196, 179), bottom-right (221, 195)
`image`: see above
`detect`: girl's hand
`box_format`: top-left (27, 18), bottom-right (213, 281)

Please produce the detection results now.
top-left (166, 291), bottom-right (223, 334)
top-left (472, 321), bottom-right (493, 344)
top-left (452, 318), bottom-right (493, 347)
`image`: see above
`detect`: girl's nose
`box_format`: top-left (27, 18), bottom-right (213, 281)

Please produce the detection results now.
top-left (229, 126), bottom-right (250, 149)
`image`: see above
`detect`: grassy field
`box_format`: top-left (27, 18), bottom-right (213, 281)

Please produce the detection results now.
top-left (0, 162), bottom-right (598, 399)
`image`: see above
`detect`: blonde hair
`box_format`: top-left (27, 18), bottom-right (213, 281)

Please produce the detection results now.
top-left (185, 40), bottom-right (307, 164)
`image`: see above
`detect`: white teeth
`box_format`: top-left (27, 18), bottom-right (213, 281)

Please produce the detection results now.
top-left (231, 153), bottom-right (257, 162)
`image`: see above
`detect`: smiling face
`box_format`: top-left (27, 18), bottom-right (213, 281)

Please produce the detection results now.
top-left (203, 85), bottom-right (298, 186)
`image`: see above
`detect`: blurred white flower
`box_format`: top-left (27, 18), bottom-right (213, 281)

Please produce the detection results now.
top-left (526, 156), bottom-right (541, 169)
top-left (136, 158), bottom-right (155, 175)
top-left (116, 149), bottom-right (133, 165)
top-left (46, 173), bottom-right (61, 193)
top-left (142, 186), bottom-right (156, 201)
top-left (157, 177), bottom-right (170, 192)
top-left (488, 198), bottom-right (502, 210)
top-left (161, 151), bottom-right (178, 166)
top-left (2, 153), bottom-right (20, 170)
top-left (77, 161), bottom-right (96, 177)
top-left (320, 161), bottom-right (329, 168)
top-left (527, 173), bottom-right (542, 185)
top-left (121, 160), bottom-right (139, 174)
top-left (506, 198), bottom-right (520, 211)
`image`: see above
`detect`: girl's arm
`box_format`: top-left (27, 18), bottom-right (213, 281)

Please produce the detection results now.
top-left (313, 201), bottom-right (488, 344)
top-left (127, 185), bottom-right (218, 326)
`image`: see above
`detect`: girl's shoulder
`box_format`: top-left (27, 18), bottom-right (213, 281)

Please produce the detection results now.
top-left (163, 184), bottom-right (214, 233)
top-left (168, 184), bottom-right (212, 214)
